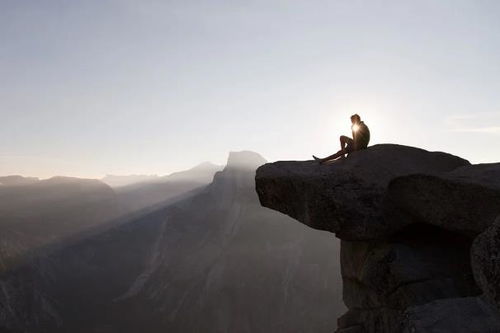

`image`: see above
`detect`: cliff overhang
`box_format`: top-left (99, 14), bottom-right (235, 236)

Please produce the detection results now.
top-left (255, 144), bottom-right (500, 332)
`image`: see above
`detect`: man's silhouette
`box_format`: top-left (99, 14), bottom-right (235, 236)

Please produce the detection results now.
top-left (313, 114), bottom-right (370, 163)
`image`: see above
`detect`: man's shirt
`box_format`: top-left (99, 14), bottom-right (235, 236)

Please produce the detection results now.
top-left (353, 121), bottom-right (370, 150)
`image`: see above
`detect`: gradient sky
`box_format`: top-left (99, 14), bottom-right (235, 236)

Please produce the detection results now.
top-left (1, 0), bottom-right (499, 178)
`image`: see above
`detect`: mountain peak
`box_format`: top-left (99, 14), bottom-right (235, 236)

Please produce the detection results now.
top-left (225, 151), bottom-right (267, 170)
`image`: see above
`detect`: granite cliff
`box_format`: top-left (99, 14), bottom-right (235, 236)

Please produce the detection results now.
top-left (256, 144), bottom-right (500, 332)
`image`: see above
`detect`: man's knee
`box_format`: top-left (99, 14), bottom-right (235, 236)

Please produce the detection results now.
top-left (340, 135), bottom-right (351, 143)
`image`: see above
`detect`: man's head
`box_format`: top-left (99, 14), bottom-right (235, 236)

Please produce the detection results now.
top-left (350, 114), bottom-right (361, 124)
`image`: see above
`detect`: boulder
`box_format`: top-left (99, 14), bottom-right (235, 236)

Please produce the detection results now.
top-left (388, 163), bottom-right (500, 236)
top-left (471, 215), bottom-right (500, 307)
top-left (255, 144), bottom-right (469, 240)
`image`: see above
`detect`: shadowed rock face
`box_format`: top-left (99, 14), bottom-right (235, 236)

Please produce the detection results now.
top-left (255, 144), bottom-right (500, 333)
top-left (471, 216), bottom-right (500, 307)
top-left (402, 297), bottom-right (500, 333)
top-left (388, 163), bottom-right (500, 236)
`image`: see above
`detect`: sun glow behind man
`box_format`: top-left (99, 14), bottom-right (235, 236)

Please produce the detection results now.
top-left (313, 114), bottom-right (370, 163)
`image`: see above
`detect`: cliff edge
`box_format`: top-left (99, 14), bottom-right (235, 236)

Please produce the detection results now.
top-left (255, 144), bottom-right (500, 332)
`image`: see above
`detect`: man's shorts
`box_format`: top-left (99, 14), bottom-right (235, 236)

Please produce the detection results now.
top-left (345, 138), bottom-right (368, 154)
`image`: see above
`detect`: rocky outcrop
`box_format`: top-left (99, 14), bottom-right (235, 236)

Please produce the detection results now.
top-left (255, 144), bottom-right (500, 332)
top-left (256, 144), bottom-right (470, 240)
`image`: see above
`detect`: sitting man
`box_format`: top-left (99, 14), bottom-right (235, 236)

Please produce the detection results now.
top-left (313, 114), bottom-right (370, 164)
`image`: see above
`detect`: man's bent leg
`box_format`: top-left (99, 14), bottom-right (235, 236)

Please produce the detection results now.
top-left (340, 136), bottom-right (353, 150)
top-left (313, 136), bottom-right (353, 163)
top-left (318, 148), bottom-right (348, 163)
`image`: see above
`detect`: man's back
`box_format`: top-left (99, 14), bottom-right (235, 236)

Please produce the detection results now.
top-left (354, 121), bottom-right (370, 150)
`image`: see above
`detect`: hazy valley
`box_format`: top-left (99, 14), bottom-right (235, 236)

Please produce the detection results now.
top-left (0, 151), bottom-right (344, 333)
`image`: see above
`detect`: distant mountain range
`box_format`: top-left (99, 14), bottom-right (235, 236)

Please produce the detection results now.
top-left (0, 176), bottom-right (118, 271)
top-left (0, 163), bottom-right (222, 271)
top-left (0, 175), bottom-right (40, 186)
top-left (101, 162), bottom-right (222, 188)
top-left (112, 162), bottom-right (223, 214)
top-left (0, 152), bottom-right (344, 332)
top-left (101, 174), bottom-right (161, 188)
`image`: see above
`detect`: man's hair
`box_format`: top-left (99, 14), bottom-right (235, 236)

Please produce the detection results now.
top-left (351, 114), bottom-right (361, 122)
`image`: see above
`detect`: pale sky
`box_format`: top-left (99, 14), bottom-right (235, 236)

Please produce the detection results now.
top-left (1, 0), bottom-right (499, 178)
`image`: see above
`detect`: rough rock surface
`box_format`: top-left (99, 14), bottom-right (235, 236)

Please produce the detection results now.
top-left (255, 144), bottom-right (500, 333)
top-left (341, 226), bottom-right (478, 311)
top-left (402, 297), bottom-right (500, 333)
top-left (471, 215), bottom-right (500, 307)
top-left (388, 163), bottom-right (500, 236)
top-left (256, 144), bottom-right (469, 240)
